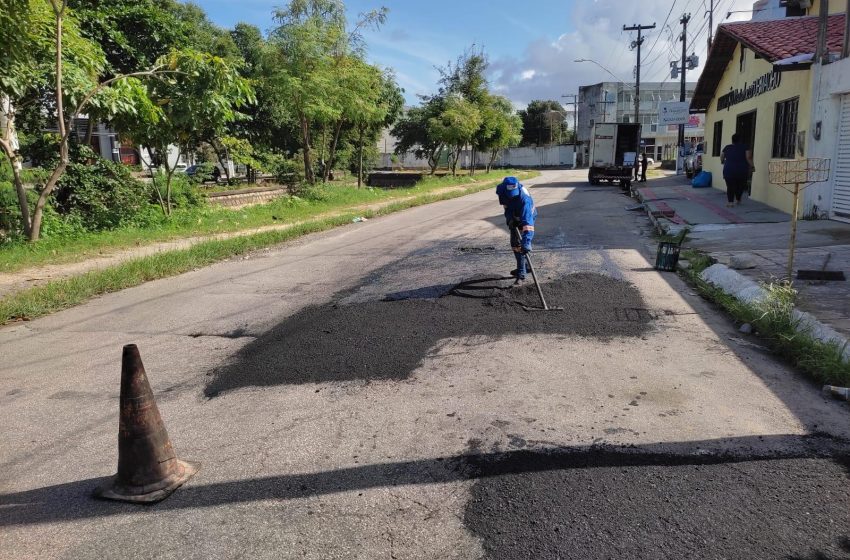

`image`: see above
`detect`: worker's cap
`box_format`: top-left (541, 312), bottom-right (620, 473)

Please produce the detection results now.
top-left (497, 176), bottom-right (522, 198)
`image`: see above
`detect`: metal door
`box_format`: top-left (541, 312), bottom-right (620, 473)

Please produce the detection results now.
top-left (831, 95), bottom-right (850, 222)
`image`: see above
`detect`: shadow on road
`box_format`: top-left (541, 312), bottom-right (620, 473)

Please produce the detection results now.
top-left (203, 273), bottom-right (654, 396)
top-left (2, 434), bottom-right (847, 553)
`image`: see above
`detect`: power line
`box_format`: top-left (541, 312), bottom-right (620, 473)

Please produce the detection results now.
top-left (641, 0), bottom-right (678, 63)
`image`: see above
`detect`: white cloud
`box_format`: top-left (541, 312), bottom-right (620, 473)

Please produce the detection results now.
top-left (490, 0), bottom-right (757, 107)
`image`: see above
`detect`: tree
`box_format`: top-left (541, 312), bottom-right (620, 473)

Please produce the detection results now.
top-left (267, 0), bottom-right (389, 184)
top-left (391, 96), bottom-right (446, 175)
top-left (475, 95), bottom-right (522, 173)
top-left (0, 0), bottom-right (162, 241)
top-left (267, 0), bottom-right (347, 184)
top-left (518, 99), bottom-right (567, 147)
top-left (114, 50), bottom-right (254, 215)
top-left (428, 95), bottom-right (481, 176)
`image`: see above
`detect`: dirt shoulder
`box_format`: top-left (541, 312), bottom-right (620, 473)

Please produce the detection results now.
top-left (0, 180), bottom-right (499, 300)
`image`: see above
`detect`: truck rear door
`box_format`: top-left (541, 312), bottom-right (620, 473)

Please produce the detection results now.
top-left (592, 123), bottom-right (617, 167)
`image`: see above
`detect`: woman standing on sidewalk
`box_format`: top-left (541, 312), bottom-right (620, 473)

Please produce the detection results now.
top-left (720, 133), bottom-right (755, 207)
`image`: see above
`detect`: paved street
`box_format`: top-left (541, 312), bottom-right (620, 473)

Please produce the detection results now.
top-left (2, 170), bottom-right (849, 559)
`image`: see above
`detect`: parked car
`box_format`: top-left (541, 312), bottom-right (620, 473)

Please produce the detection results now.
top-left (646, 156), bottom-right (655, 166)
top-left (185, 163), bottom-right (222, 182)
top-left (685, 142), bottom-right (704, 178)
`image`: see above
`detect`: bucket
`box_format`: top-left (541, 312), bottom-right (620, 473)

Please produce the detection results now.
top-left (655, 241), bottom-right (681, 272)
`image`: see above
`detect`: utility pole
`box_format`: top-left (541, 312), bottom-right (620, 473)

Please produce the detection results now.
top-left (707, 0), bottom-right (715, 52)
top-left (678, 14), bottom-right (691, 156)
top-left (624, 22), bottom-right (656, 155)
top-left (599, 90), bottom-right (615, 122)
top-left (562, 93), bottom-right (579, 167)
top-left (844, 0), bottom-right (850, 59)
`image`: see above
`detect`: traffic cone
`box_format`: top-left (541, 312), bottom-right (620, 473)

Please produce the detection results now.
top-left (94, 344), bottom-right (199, 503)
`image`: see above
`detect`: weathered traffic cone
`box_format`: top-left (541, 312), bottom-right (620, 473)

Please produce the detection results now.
top-left (94, 344), bottom-right (199, 503)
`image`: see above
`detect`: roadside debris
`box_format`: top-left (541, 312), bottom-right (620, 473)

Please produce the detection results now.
top-left (352, 217), bottom-right (369, 223)
top-left (822, 385), bottom-right (850, 401)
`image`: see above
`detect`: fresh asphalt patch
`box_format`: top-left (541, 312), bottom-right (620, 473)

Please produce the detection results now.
top-left (464, 446), bottom-right (850, 560)
top-left (205, 273), bottom-right (652, 396)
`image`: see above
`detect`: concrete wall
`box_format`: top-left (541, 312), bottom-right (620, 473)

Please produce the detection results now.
top-left (703, 44), bottom-right (814, 215)
top-left (379, 145), bottom-right (577, 170)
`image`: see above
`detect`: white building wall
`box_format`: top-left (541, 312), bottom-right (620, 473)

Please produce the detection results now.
top-left (807, 56), bottom-right (850, 218)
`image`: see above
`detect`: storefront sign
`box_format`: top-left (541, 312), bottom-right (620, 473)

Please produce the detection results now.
top-left (717, 71), bottom-right (782, 111)
top-left (658, 102), bottom-right (690, 125)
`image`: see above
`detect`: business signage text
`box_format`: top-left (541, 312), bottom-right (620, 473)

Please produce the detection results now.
top-left (717, 71), bottom-right (782, 111)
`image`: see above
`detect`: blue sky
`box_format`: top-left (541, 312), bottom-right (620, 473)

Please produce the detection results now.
top-left (196, 0), bottom-right (754, 107)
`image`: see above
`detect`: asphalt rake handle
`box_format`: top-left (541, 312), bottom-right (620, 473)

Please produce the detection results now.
top-left (513, 226), bottom-right (561, 311)
top-left (524, 250), bottom-right (550, 310)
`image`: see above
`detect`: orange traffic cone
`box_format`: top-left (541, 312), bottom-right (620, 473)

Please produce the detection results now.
top-left (94, 344), bottom-right (199, 503)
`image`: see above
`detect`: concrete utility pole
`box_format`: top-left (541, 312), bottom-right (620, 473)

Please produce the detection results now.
top-left (562, 93), bottom-right (579, 167)
top-left (844, 0), bottom-right (850, 59)
top-left (624, 22), bottom-right (656, 128)
top-left (678, 14), bottom-right (691, 154)
top-left (599, 90), bottom-right (615, 122)
top-left (816, 0), bottom-right (829, 64)
top-left (707, 0), bottom-right (715, 52)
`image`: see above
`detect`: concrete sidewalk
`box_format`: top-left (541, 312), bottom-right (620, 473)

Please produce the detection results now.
top-left (636, 177), bottom-right (788, 233)
top-left (636, 178), bottom-right (850, 341)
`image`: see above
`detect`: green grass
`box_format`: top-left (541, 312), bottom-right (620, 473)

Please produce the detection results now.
top-left (0, 173), bottom-right (537, 324)
top-left (0, 170), bottom-right (537, 274)
top-left (680, 249), bottom-right (850, 386)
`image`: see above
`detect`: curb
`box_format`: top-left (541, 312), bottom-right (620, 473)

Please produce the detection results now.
top-left (634, 190), bottom-right (689, 236)
top-left (700, 263), bottom-right (850, 361)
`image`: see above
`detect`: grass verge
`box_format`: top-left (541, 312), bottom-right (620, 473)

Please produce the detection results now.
top-left (0, 175), bottom-right (534, 324)
top-left (0, 170), bottom-right (538, 273)
top-left (679, 249), bottom-right (850, 386)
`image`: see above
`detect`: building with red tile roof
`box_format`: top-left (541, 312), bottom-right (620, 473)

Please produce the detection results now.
top-left (689, 10), bottom-right (850, 219)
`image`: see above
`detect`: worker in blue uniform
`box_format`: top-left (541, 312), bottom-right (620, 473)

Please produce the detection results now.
top-left (496, 176), bottom-right (537, 283)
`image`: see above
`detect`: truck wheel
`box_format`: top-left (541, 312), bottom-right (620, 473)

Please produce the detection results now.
top-left (588, 171), bottom-right (599, 185)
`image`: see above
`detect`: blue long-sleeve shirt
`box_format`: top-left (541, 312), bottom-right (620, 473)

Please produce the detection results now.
top-left (497, 184), bottom-right (537, 248)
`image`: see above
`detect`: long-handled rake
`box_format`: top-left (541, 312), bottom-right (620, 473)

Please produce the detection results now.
top-left (513, 227), bottom-right (563, 311)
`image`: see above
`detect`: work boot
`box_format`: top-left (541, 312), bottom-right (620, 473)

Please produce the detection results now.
top-left (514, 252), bottom-right (527, 279)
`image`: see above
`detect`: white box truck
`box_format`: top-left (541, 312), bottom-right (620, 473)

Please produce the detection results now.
top-left (588, 123), bottom-right (641, 187)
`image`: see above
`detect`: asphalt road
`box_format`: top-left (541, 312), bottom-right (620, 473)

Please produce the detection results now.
top-left (1, 170), bottom-right (849, 559)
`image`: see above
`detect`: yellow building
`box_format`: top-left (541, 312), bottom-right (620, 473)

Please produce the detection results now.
top-left (691, 11), bottom-right (847, 216)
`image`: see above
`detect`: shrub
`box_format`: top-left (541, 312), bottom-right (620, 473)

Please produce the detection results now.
top-left (53, 151), bottom-right (151, 231)
top-left (0, 182), bottom-right (22, 241)
top-left (168, 174), bottom-right (205, 209)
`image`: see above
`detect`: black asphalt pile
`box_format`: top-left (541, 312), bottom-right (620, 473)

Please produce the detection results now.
top-left (464, 449), bottom-right (850, 560)
top-left (205, 273), bottom-right (651, 395)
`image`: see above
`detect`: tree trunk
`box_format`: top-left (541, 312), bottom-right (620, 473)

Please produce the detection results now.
top-left (83, 117), bottom-right (94, 146)
top-left (357, 124), bottom-right (364, 188)
top-left (451, 145), bottom-right (461, 176)
top-left (299, 112), bottom-right (314, 184)
top-left (488, 149), bottom-right (498, 173)
top-left (29, 152), bottom-right (67, 242)
top-left (0, 132), bottom-right (32, 238)
top-left (325, 119), bottom-right (344, 182)
top-left (470, 146), bottom-right (475, 176)
top-left (208, 139), bottom-right (231, 182)
top-left (30, 2), bottom-right (68, 242)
